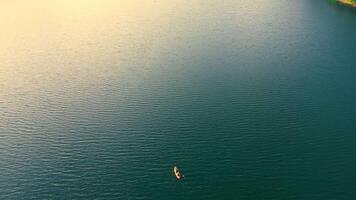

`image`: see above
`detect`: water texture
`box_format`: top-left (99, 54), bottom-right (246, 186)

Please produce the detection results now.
top-left (0, 1), bottom-right (356, 199)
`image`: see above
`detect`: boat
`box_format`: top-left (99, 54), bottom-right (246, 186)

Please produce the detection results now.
top-left (173, 166), bottom-right (183, 180)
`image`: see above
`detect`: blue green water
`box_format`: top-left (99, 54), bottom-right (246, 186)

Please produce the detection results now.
top-left (1, 0), bottom-right (356, 199)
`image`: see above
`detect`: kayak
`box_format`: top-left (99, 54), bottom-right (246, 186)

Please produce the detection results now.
top-left (173, 166), bottom-right (183, 180)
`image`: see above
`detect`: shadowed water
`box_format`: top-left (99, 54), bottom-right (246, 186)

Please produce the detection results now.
top-left (1, 0), bottom-right (356, 199)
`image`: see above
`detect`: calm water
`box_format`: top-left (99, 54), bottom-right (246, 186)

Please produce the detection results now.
top-left (1, 0), bottom-right (356, 199)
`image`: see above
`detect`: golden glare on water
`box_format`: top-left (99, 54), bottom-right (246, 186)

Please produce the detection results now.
top-left (0, 0), bottom-right (277, 107)
top-left (0, 0), bottom-right (279, 121)
top-left (0, 0), bottom-right (188, 102)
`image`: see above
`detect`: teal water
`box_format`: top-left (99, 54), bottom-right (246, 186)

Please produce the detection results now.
top-left (1, 0), bottom-right (356, 199)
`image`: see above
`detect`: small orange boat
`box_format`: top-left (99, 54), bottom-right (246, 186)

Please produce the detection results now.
top-left (173, 166), bottom-right (183, 180)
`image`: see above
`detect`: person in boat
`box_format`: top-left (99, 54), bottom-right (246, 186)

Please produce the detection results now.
top-left (175, 167), bottom-right (184, 179)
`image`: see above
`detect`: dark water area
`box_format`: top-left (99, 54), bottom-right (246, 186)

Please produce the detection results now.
top-left (1, 0), bottom-right (356, 199)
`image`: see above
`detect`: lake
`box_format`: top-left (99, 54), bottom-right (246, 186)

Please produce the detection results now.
top-left (1, 0), bottom-right (356, 199)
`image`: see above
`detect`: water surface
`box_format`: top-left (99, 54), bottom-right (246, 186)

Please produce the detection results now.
top-left (1, 0), bottom-right (356, 199)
